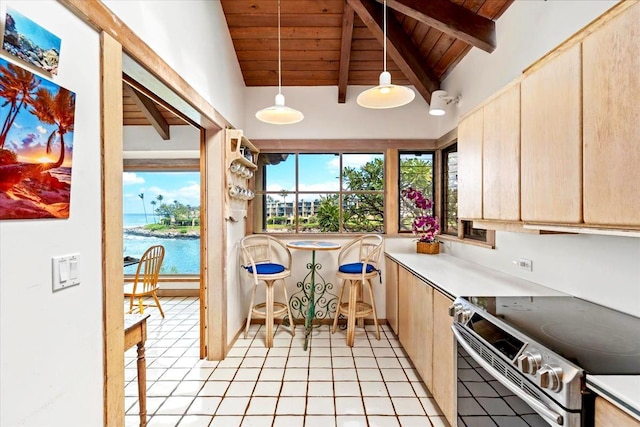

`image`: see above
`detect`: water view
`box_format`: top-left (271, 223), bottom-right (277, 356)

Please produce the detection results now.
top-left (124, 213), bottom-right (200, 275)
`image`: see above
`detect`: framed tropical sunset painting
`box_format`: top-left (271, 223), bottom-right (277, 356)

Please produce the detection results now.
top-left (0, 57), bottom-right (76, 219)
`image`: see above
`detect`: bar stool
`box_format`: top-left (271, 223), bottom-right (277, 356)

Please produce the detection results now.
top-left (331, 235), bottom-right (384, 346)
top-left (240, 235), bottom-right (295, 347)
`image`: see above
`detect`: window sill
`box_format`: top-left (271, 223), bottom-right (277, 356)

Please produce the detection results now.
top-left (437, 233), bottom-right (495, 249)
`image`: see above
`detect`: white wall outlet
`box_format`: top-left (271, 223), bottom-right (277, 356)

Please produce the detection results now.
top-left (513, 258), bottom-right (533, 272)
top-left (52, 254), bottom-right (80, 292)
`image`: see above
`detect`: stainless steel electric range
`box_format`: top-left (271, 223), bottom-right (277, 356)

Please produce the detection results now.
top-left (450, 296), bottom-right (640, 427)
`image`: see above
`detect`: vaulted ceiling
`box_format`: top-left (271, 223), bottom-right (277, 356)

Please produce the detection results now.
top-left (220, 0), bottom-right (514, 104)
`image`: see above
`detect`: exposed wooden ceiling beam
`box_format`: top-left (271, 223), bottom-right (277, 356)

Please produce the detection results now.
top-left (347, 0), bottom-right (440, 103)
top-left (123, 82), bottom-right (170, 140)
top-left (382, 0), bottom-right (496, 53)
top-left (338, 3), bottom-right (355, 103)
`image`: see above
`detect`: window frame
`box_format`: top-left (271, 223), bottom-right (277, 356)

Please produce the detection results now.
top-left (255, 151), bottom-right (386, 234)
top-left (397, 150), bottom-right (436, 235)
top-left (123, 161), bottom-right (201, 279)
top-left (441, 143), bottom-right (458, 236)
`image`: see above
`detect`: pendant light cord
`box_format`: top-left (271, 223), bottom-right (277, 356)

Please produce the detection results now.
top-left (278, 0), bottom-right (282, 94)
top-left (383, 0), bottom-right (387, 72)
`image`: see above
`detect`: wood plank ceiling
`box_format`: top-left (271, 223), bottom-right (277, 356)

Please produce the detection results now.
top-left (122, 80), bottom-right (190, 135)
top-left (221, 0), bottom-right (514, 104)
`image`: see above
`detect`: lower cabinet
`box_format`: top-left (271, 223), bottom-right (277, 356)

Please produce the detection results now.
top-left (595, 397), bottom-right (640, 427)
top-left (432, 290), bottom-right (456, 426)
top-left (385, 256), bottom-right (399, 334)
top-left (396, 263), bottom-right (454, 423)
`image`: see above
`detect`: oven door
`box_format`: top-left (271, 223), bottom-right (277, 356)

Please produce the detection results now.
top-left (453, 324), bottom-right (582, 427)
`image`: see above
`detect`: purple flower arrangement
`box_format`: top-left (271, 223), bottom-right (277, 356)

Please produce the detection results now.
top-left (401, 187), bottom-right (440, 243)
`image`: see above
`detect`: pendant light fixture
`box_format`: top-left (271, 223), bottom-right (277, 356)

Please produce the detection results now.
top-left (356, 0), bottom-right (415, 109)
top-left (255, 0), bottom-right (304, 125)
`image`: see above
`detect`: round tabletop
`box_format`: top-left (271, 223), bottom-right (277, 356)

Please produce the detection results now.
top-left (287, 240), bottom-right (341, 251)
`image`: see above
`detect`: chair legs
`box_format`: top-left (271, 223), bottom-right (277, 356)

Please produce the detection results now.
top-left (331, 278), bottom-right (380, 346)
top-left (151, 291), bottom-right (165, 318)
top-left (126, 293), bottom-right (165, 318)
top-left (246, 279), bottom-right (295, 347)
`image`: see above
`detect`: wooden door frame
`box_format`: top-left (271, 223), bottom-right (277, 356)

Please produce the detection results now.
top-left (60, 1), bottom-right (231, 425)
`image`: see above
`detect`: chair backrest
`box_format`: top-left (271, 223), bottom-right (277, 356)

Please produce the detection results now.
top-left (132, 245), bottom-right (165, 294)
top-left (339, 234), bottom-right (384, 271)
top-left (240, 235), bottom-right (291, 279)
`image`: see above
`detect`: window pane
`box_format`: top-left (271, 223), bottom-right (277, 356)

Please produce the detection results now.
top-left (262, 153), bottom-right (295, 193)
top-left (399, 152), bottom-right (434, 232)
top-left (443, 147), bottom-right (458, 235)
top-left (123, 171), bottom-right (200, 275)
top-left (313, 194), bottom-right (340, 232)
top-left (299, 153), bottom-right (339, 192)
top-left (343, 193), bottom-right (384, 232)
top-left (342, 153), bottom-right (384, 190)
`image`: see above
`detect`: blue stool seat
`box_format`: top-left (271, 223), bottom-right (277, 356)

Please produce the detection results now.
top-left (338, 262), bottom-right (376, 274)
top-left (243, 263), bottom-right (286, 275)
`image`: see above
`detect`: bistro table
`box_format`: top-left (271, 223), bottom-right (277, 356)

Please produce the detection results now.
top-left (286, 240), bottom-right (341, 350)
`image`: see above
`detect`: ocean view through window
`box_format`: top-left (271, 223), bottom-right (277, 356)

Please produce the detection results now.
top-left (123, 171), bottom-right (200, 275)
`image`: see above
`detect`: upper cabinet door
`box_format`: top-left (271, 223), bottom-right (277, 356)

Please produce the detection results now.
top-left (483, 84), bottom-right (521, 221)
top-left (583, 4), bottom-right (640, 227)
top-left (458, 108), bottom-right (483, 220)
top-left (521, 43), bottom-right (582, 223)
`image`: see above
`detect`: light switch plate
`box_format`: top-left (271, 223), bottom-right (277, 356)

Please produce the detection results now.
top-left (52, 254), bottom-right (80, 292)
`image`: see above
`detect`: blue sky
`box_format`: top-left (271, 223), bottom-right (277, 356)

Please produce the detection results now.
top-left (5, 7), bottom-right (61, 52)
top-left (0, 57), bottom-right (75, 165)
top-left (265, 153), bottom-right (382, 200)
top-left (123, 172), bottom-right (201, 214)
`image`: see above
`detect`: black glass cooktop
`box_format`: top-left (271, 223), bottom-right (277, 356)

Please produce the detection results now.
top-left (463, 296), bottom-right (640, 375)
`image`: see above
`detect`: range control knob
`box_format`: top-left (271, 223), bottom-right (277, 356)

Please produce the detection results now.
top-left (448, 303), bottom-right (463, 318)
top-left (538, 365), bottom-right (563, 392)
top-left (517, 351), bottom-right (543, 375)
top-left (457, 309), bottom-right (472, 324)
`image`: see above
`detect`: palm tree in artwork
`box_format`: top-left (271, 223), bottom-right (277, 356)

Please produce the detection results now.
top-left (0, 61), bottom-right (40, 148)
top-left (29, 86), bottom-right (75, 169)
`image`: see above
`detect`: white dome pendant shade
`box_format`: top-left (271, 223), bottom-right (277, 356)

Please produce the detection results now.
top-left (256, 93), bottom-right (304, 125)
top-left (356, 70), bottom-right (415, 109)
top-left (255, 0), bottom-right (304, 125)
top-left (356, 0), bottom-right (415, 109)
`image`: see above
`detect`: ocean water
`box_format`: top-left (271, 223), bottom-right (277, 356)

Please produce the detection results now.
top-left (124, 213), bottom-right (200, 275)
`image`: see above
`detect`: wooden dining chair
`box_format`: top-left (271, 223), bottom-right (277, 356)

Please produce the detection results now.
top-left (124, 245), bottom-right (166, 318)
top-left (331, 234), bottom-right (384, 346)
top-left (241, 235), bottom-right (295, 347)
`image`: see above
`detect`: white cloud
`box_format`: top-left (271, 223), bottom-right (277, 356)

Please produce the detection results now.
top-left (123, 172), bottom-right (144, 185)
top-left (12, 123), bottom-right (23, 129)
top-left (146, 184), bottom-right (201, 207)
top-left (37, 125), bottom-right (47, 134)
top-left (327, 154), bottom-right (378, 172)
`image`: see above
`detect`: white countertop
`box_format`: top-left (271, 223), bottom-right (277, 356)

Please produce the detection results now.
top-left (385, 249), bottom-right (640, 418)
top-left (587, 376), bottom-right (640, 421)
top-left (385, 250), bottom-right (566, 298)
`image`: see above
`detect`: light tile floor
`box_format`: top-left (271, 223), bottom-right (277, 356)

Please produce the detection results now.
top-left (125, 297), bottom-right (448, 427)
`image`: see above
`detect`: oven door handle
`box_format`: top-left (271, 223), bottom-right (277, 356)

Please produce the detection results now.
top-left (452, 325), bottom-right (564, 426)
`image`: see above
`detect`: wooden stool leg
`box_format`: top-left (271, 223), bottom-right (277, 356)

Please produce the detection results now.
top-left (366, 279), bottom-right (380, 340)
top-left (265, 281), bottom-right (274, 348)
top-left (332, 279), bottom-right (346, 333)
top-left (281, 280), bottom-right (295, 337)
top-left (356, 281), bottom-right (365, 329)
top-left (347, 280), bottom-right (358, 347)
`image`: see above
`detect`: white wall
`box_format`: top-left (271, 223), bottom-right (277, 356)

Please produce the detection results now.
top-left (244, 86), bottom-right (439, 139)
top-left (102, 0), bottom-right (246, 129)
top-left (0, 2), bottom-right (103, 426)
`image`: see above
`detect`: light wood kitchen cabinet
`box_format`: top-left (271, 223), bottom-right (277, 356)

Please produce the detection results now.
top-left (432, 290), bottom-right (456, 426)
top-left (398, 266), bottom-right (414, 360)
top-left (457, 108), bottom-right (483, 220)
top-left (595, 397), bottom-right (640, 427)
top-left (521, 43), bottom-right (582, 223)
top-left (582, 3), bottom-right (640, 227)
top-left (483, 84), bottom-right (520, 221)
top-left (384, 256), bottom-right (399, 334)
top-left (412, 276), bottom-right (433, 391)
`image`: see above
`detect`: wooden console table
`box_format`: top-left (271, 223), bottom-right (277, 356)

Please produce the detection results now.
top-left (124, 314), bottom-right (150, 427)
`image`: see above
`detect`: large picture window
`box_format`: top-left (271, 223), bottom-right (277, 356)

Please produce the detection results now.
top-left (257, 152), bottom-right (384, 233)
top-left (123, 171), bottom-right (200, 275)
top-left (399, 152), bottom-right (434, 232)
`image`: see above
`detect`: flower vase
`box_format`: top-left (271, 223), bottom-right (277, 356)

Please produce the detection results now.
top-left (417, 241), bottom-right (439, 254)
